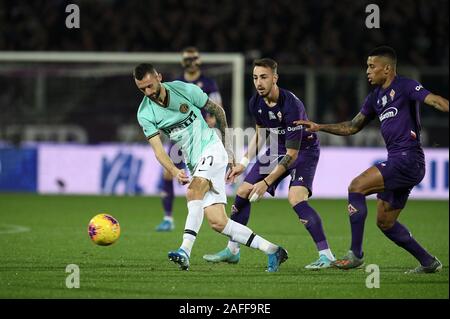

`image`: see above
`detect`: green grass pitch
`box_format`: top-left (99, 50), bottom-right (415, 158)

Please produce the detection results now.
top-left (0, 194), bottom-right (448, 298)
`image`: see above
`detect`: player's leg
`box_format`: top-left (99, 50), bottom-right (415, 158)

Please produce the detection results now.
top-left (332, 165), bottom-right (384, 269)
top-left (289, 186), bottom-right (335, 269)
top-left (204, 203), bottom-right (288, 272)
top-left (203, 162), bottom-right (264, 263)
top-left (376, 197), bottom-right (442, 274)
top-left (156, 168), bottom-right (175, 231)
top-left (168, 176), bottom-right (210, 270)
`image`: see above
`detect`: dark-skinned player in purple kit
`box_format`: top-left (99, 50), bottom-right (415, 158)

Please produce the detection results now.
top-left (203, 58), bottom-right (336, 269)
top-left (295, 46), bottom-right (448, 273)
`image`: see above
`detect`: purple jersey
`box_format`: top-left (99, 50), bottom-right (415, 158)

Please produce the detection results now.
top-left (249, 88), bottom-right (319, 154)
top-left (360, 76), bottom-right (430, 156)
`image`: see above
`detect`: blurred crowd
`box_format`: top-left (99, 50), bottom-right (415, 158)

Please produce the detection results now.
top-left (1, 0), bottom-right (448, 67)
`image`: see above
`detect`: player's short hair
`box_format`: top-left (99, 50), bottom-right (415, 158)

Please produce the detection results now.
top-left (253, 58), bottom-right (278, 74)
top-left (368, 46), bottom-right (397, 65)
top-left (182, 46), bottom-right (199, 55)
top-left (133, 63), bottom-right (158, 80)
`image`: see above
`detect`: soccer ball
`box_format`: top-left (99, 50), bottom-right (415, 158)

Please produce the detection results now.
top-left (88, 213), bottom-right (121, 246)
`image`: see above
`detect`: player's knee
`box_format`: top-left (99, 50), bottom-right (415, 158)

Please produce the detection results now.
top-left (236, 184), bottom-right (252, 198)
top-left (207, 216), bottom-right (227, 232)
top-left (348, 178), bottom-right (364, 193)
top-left (376, 217), bottom-right (395, 231)
top-left (288, 187), bottom-right (309, 207)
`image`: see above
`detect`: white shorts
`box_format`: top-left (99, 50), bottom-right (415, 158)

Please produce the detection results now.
top-left (192, 142), bottom-right (228, 208)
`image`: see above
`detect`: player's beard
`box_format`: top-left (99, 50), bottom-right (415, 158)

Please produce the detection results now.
top-left (149, 83), bottom-right (162, 100)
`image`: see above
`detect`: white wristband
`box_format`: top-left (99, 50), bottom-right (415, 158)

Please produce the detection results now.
top-left (240, 156), bottom-right (249, 168)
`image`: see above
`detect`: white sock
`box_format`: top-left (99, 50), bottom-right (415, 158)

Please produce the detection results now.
top-left (227, 240), bottom-right (240, 255)
top-left (319, 248), bottom-right (335, 261)
top-left (181, 200), bottom-right (204, 257)
top-left (222, 219), bottom-right (278, 254)
top-left (164, 216), bottom-right (174, 222)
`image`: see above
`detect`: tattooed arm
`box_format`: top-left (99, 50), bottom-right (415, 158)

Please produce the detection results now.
top-left (294, 112), bottom-right (372, 136)
top-left (204, 99), bottom-right (234, 162)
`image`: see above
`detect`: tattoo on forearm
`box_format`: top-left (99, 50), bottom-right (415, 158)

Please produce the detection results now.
top-left (279, 154), bottom-right (293, 170)
top-left (321, 112), bottom-right (369, 136)
top-left (204, 100), bottom-right (228, 137)
top-left (204, 100), bottom-right (233, 158)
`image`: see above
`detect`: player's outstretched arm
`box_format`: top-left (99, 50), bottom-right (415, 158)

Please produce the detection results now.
top-left (249, 147), bottom-right (299, 202)
top-left (148, 135), bottom-right (189, 184)
top-left (294, 112), bottom-right (371, 136)
top-left (424, 93), bottom-right (449, 113)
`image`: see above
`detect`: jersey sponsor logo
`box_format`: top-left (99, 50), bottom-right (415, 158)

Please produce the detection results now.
top-left (179, 104), bottom-right (189, 113)
top-left (415, 85), bottom-right (423, 91)
top-left (287, 125), bottom-right (302, 132)
top-left (160, 110), bottom-right (197, 135)
top-left (379, 107), bottom-right (398, 122)
top-left (269, 127), bottom-right (286, 135)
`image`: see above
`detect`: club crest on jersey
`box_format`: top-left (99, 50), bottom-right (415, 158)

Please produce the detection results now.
top-left (277, 111), bottom-right (283, 121)
top-left (179, 104), bottom-right (189, 113)
top-left (389, 89), bottom-right (396, 101)
top-left (268, 111), bottom-right (277, 120)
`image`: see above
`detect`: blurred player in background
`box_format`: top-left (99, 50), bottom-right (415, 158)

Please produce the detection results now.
top-left (156, 47), bottom-right (222, 232)
top-left (134, 63), bottom-right (288, 272)
top-left (295, 46), bottom-right (448, 273)
top-left (204, 58), bottom-right (336, 269)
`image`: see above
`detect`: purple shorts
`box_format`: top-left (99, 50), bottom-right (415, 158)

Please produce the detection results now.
top-left (375, 149), bottom-right (425, 209)
top-left (244, 148), bottom-right (320, 197)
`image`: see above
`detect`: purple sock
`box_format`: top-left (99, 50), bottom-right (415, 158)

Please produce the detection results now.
top-left (293, 201), bottom-right (329, 251)
top-left (230, 195), bottom-right (251, 225)
top-left (161, 179), bottom-right (174, 217)
top-left (382, 222), bottom-right (435, 266)
top-left (348, 192), bottom-right (368, 259)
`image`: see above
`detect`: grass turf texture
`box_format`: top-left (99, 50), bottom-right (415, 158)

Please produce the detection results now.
top-left (0, 194), bottom-right (448, 298)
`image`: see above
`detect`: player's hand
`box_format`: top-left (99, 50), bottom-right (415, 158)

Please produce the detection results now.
top-left (293, 120), bottom-right (320, 132)
top-left (248, 180), bottom-right (268, 202)
top-left (174, 168), bottom-right (190, 185)
top-left (227, 164), bottom-right (245, 184)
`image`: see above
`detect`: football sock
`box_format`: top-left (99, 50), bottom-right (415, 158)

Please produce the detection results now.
top-left (227, 195), bottom-right (252, 253)
top-left (319, 248), bottom-right (335, 261)
top-left (161, 178), bottom-right (174, 217)
top-left (348, 192), bottom-right (368, 259)
top-left (382, 221), bottom-right (435, 266)
top-left (181, 200), bottom-right (204, 257)
top-left (230, 195), bottom-right (251, 225)
top-left (222, 219), bottom-right (278, 254)
top-left (293, 201), bottom-right (330, 251)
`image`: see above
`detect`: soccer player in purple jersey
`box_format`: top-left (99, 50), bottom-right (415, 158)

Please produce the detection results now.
top-left (295, 46), bottom-right (448, 273)
top-left (156, 47), bottom-right (223, 232)
top-left (203, 58), bottom-right (336, 269)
